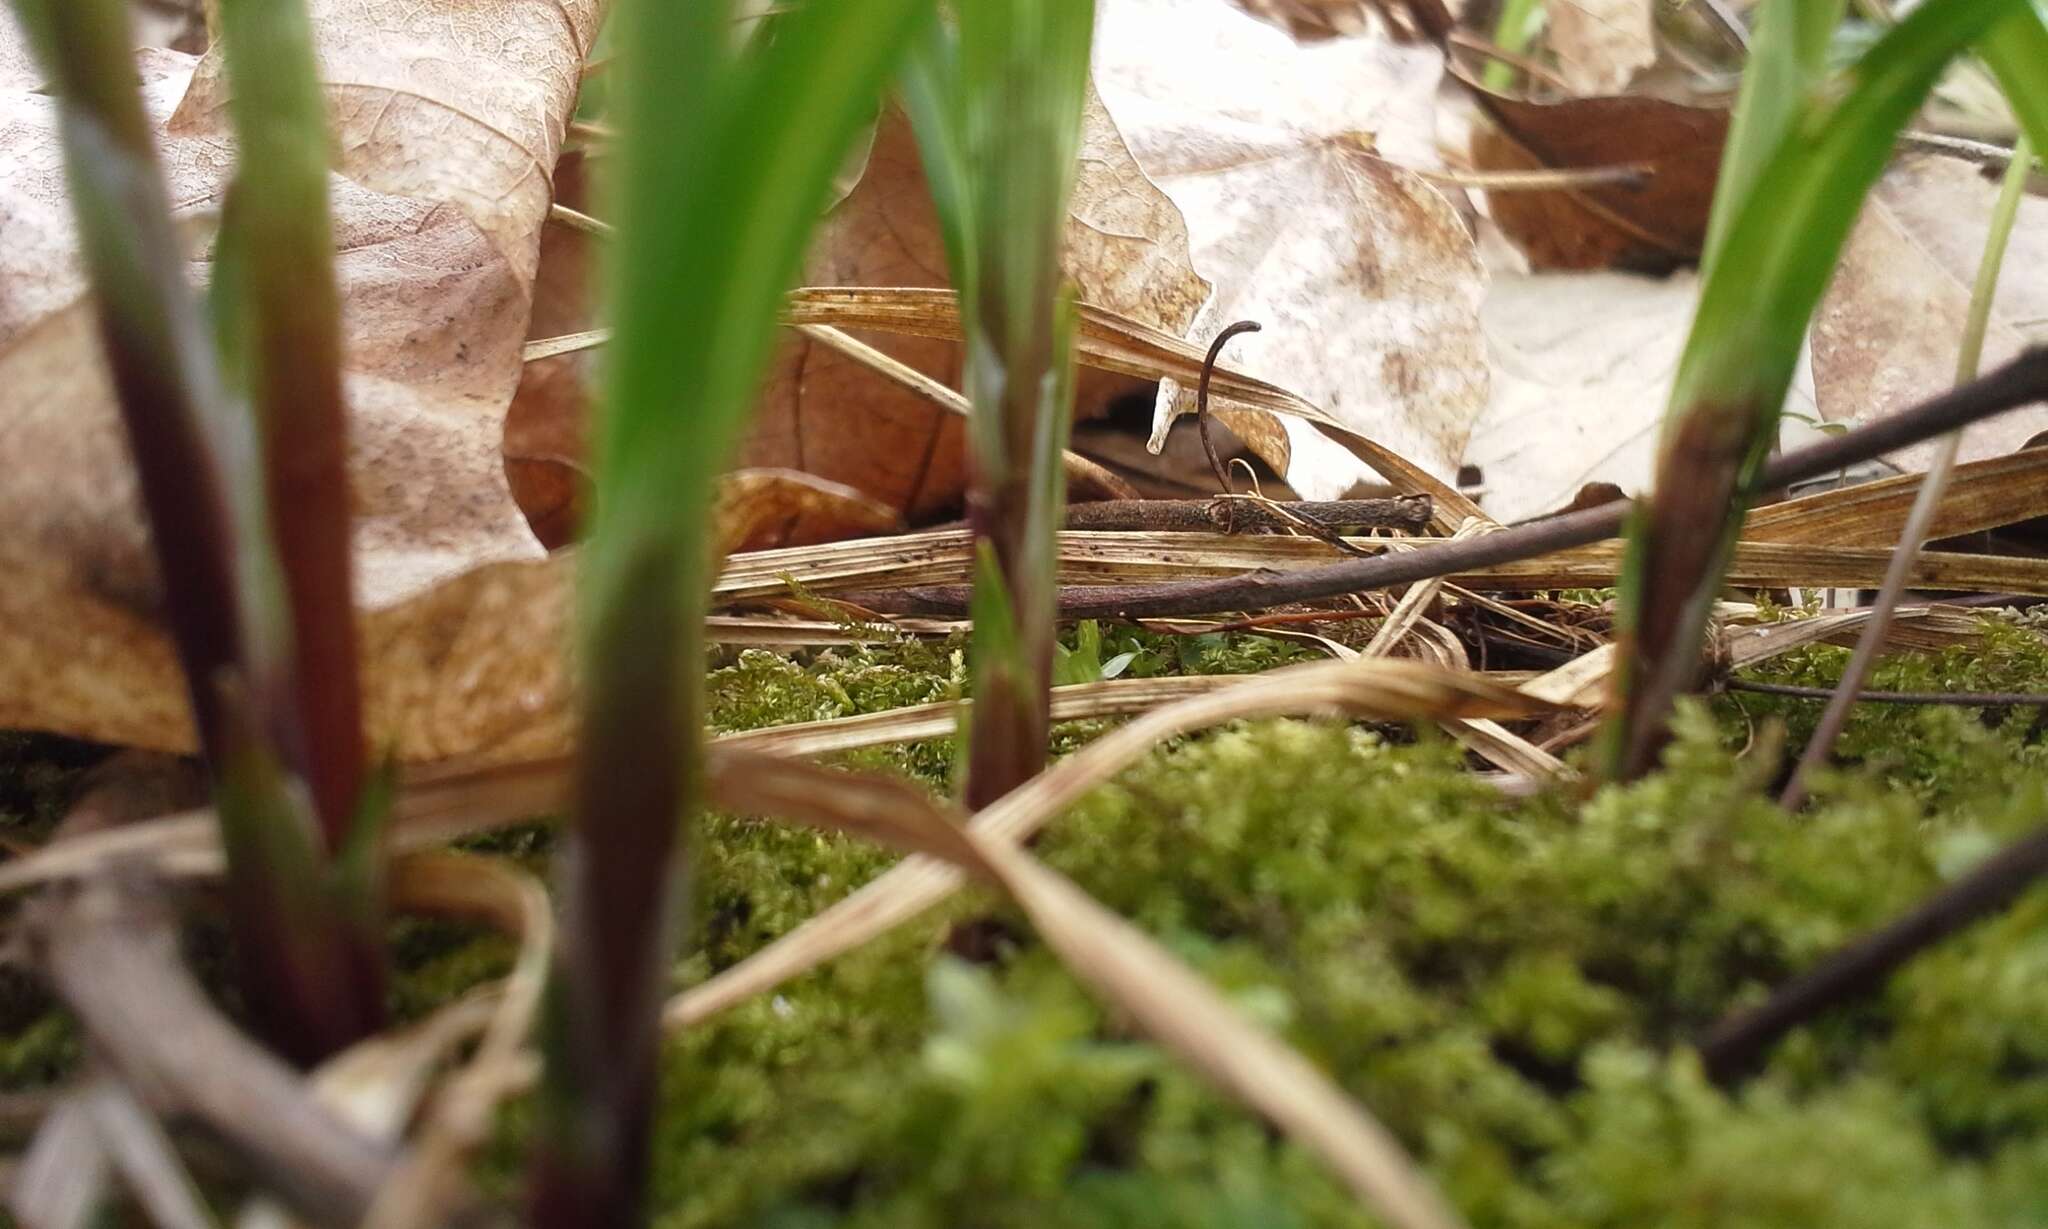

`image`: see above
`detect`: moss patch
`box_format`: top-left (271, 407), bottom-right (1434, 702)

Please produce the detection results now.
top-left (16, 619), bottom-right (2048, 1226)
top-left (622, 616), bottom-right (2048, 1227)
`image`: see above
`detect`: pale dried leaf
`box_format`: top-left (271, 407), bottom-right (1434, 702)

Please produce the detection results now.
top-left (0, 7), bottom-right (38, 91)
top-left (1543, 0), bottom-right (1655, 96)
top-left (0, 0), bottom-right (593, 749)
top-left (1813, 155), bottom-right (2048, 472)
top-left (1465, 267), bottom-right (1823, 519)
top-left (1094, 0), bottom-right (1487, 496)
top-left (171, 0), bottom-right (598, 285)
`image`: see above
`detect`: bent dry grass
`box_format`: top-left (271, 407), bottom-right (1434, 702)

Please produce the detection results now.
top-left (12, 611), bottom-right (2048, 1223)
top-left (430, 615), bottom-right (2048, 1227)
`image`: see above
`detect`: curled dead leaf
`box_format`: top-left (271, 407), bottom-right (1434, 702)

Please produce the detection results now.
top-left (714, 469), bottom-right (904, 555)
top-left (508, 97), bottom-right (1208, 531)
top-left (1, 0), bottom-right (593, 749)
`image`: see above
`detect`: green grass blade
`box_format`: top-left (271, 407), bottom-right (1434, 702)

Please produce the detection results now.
top-left (1699, 0), bottom-right (1847, 274)
top-left (213, 0), bottom-right (367, 852)
top-left (15, 0), bottom-right (382, 1065)
top-left (532, 0), bottom-right (929, 1223)
top-left (905, 0), bottom-right (1093, 808)
top-left (211, 0), bottom-right (387, 1057)
top-left (1606, 0), bottom-right (2030, 778)
top-left (1482, 0), bottom-right (1544, 92)
top-left (12, 0), bottom-right (249, 757)
top-left (1978, 6), bottom-right (2048, 152)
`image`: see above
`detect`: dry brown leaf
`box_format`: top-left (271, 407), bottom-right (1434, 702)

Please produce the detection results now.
top-left (1231, 0), bottom-right (1378, 38)
top-left (714, 469), bottom-right (904, 555)
top-left (506, 97), bottom-right (1207, 528)
top-left (533, 285), bottom-right (1492, 529)
top-left (1457, 61), bottom-right (1729, 272)
top-left (1094, 0), bottom-right (1487, 496)
top-left (1813, 155), bottom-right (2048, 473)
top-left (0, 1), bottom-right (594, 750)
top-left (503, 150), bottom-right (598, 550)
top-left (831, 302), bottom-right (1492, 533)
top-left (1543, 0), bottom-right (1655, 96)
top-left (748, 99), bottom-right (1208, 519)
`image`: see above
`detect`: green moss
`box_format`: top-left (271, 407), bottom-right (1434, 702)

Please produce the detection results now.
top-left (20, 618), bottom-right (2048, 1226)
top-left (0, 1008), bottom-right (78, 1086)
top-left (0, 733), bottom-right (105, 846)
top-left (614, 615), bottom-right (2048, 1227)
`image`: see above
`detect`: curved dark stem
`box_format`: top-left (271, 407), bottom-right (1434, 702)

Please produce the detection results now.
top-left (1726, 678), bottom-right (2048, 706)
top-left (1698, 824), bottom-right (2048, 1086)
top-left (1197, 320), bottom-right (1262, 528)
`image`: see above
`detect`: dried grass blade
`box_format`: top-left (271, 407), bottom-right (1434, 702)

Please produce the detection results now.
top-left (1747, 449), bottom-right (2048, 546)
top-left (792, 323), bottom-right (1135, 498)
top-left (82, 1080), bottom-right (211, 1229)
top-left (1722, 605), bottom-right (1983, 668)
top-left (530, 288), bottom-right (1481, 524)
top-left (362, 855), bottom-right (552, 1229)
top-left (707, 751), bottom-right (1468, 1229)
top-left (9, 1091), bottom-right (106, 1229)
top-left (717, 530), bottom-right (2048, 604)
top-left (666, 658), bottom-right (1553, 1028)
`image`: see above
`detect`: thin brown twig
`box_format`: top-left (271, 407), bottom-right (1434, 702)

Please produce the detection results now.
top-left (1725, 678), bottom-right (2048, 706)
top-left (1197, 320), bottom-right (1262, 519)
top-left (1062, 496), bottom-right (1432, 535)
top-left (1444, 29), bottom-right (1574, 92)
top-left (838, 348), bottom-right (2048, 618)
top-left (1697, 824), bottom-right (2048, 1085)
top-left (1416, 164), bottom-right (1654, 192)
